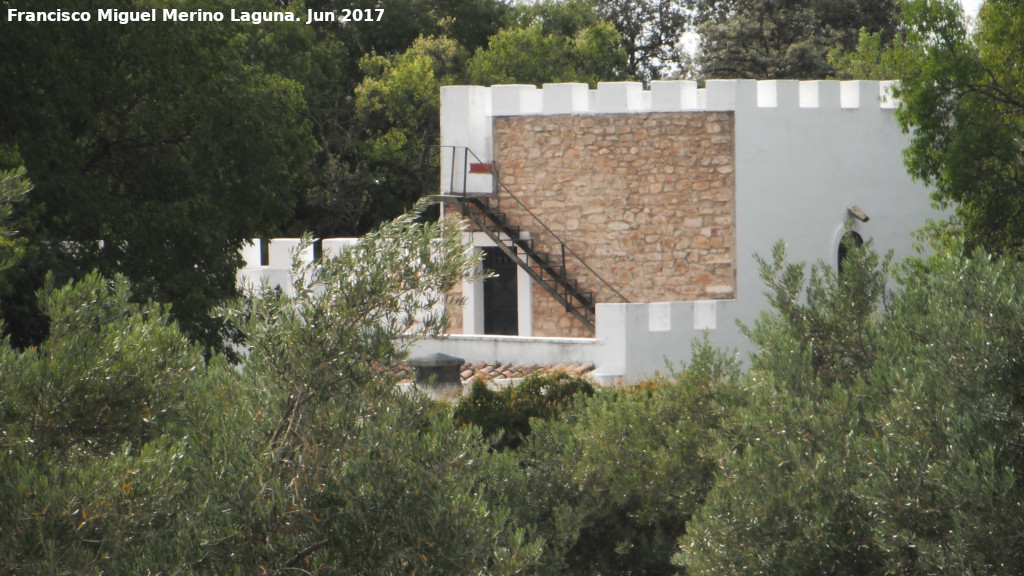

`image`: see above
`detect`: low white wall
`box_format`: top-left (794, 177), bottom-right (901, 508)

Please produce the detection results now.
top-left (405, 334), bottom-right (602, 369)
top-left (237, 238), bottom-right (748, 382)
top-left (236, 237), bottom-right (357, 296)
top-left (591, 299), bottom-right (745, 382)
top-left (408, 300), bottom-right (747, 383)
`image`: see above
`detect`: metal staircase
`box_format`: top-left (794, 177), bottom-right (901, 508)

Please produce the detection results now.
top-left (434, 146), bottom-right (629, 332)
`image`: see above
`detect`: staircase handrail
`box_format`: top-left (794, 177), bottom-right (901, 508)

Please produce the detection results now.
top-left (440, 145), bottom-right (630, 304)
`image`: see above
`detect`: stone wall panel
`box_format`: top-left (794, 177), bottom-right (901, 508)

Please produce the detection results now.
top-left (474, 111), bottom-right (738, 337)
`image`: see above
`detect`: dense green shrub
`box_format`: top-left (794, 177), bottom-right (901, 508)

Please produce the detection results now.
top-left (480, 341), bottom-right (746, 576)
top-left (677, 240), bottom-right (1024, 575)
top-left (745, 237), bottom-right (892, 389)
top-left (0, 272), bottom-right (257, 573)
top-left (453, 370), bottom-right (595, 450)
top-left (1, 272), bottom-right (198, 455)
top-left (0, 206), bottom-right (546, 574)
top-left (11, 213), bottom-right (1024, 575)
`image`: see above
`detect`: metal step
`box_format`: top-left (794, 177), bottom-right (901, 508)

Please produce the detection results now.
top-left (514, 237), bottom-right (534, 250)
top-left (499, 224), bottom-right (520, 238)
top-left (563, 278), bottom-right (579, 291)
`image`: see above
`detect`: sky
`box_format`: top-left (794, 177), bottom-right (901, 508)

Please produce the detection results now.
top-left (958, 0), bottom-right (982, 18)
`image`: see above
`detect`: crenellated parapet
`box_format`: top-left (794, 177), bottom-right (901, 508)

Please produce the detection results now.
top-left (440, 80), bottom-right (898, 194)
top-left (236, 238), bottom-right (358, 296)
top-left (238, 238), bottom-right (359, 269)
top-left (444, 80), bottom-right (895, 119)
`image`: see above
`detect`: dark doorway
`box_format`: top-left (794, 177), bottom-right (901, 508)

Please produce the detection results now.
top-left (483, 247), bottom-right (519, 335)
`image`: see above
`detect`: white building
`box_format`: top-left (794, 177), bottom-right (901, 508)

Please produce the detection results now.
top-left (238, 80), bottom-right (942, 382)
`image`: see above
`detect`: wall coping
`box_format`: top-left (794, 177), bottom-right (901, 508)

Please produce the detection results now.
top-left (443, 79), bottom-right (897, 117)
top-left (403, 333), bottom-right (599, 345)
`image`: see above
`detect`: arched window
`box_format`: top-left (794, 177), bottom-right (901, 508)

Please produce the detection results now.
top-left (837, 231), bottom-right (864, 277)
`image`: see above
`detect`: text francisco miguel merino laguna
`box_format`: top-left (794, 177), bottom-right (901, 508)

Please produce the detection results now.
top-left (7, 8), bottom-right (384, 24)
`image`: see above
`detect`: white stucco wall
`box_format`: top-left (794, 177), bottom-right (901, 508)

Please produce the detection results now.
top-left (586, 299), bottom-right (743, 381)
top-left (236, 238), bottom-right (356, 296)
top-left (738, 79), bottom-right (912, 266)
top-left (440, 86), bottom-right (492, 194)
top-left (727, 79), bottom-right (935, 366)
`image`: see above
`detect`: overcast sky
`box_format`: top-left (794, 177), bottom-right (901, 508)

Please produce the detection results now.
top-left (959, 0), bottom-right (982, 17)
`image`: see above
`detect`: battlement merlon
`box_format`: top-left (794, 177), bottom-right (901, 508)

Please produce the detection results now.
top-left (439, 80), bottom-right (898, 188)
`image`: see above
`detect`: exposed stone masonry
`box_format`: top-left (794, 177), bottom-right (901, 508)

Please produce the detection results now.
top-left (490, 111), bottom-right (736, 337)
top-left (446, 267), bottom-right (464, 334)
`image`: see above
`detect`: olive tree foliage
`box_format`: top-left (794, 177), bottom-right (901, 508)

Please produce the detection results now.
top-left (744, 238), bottom-right (892, 389)
top-left (694, 0), bottom-right (898, 79)
top-left (677, 242), bottom-right (895, 576)
top-left (227, 204), bottom-right (542, 573)
top-left (677, 240), bottom-right (1024, 575)
top-left (0, 272), bottom-right (245, 573)
top-left (1, 204), bottom-right (545, 574)
top-left (466, 341), bottom-right (746, 576)
top-left (229, 200), bottom-right (479, 469)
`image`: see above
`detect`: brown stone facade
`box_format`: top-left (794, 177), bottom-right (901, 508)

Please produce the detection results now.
top-left (457, 111), bottom-right (737, 338)
top-left (446, 271), bottom-right (464, 335)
